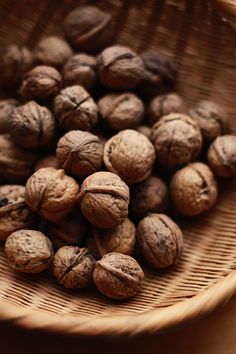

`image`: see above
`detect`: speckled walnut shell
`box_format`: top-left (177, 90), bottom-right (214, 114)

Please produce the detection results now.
top-left (136, 125), bottom-right (152, 140)
top-left (87, 218), bottom-right (136, 259)
top-left (98, 92), bottom-right (144, 131)
top-left (34, 155), bottom-right (58, 172)
top-left (34, 36), bottom-right (73, 68)
top-left (190, 101), bottom-right (227, 143)
top-left (0, 99), bottom-right (19, 134)
top-left (207, 135), bottom-right (236, 177)
top-left (25, 167), bottom-right (79, 222)
top-left (98, 46), bottom-right (145, 90)
top-left (54, 85), bottom-right (98, 131)
top-left (151, 113), bottom-right (202, 168)
top-left (104, 129), bottom-right (156, 184)
top-left (20, 65), bottom-right (62, 101)
top-left (137, 213), bottom-right (183, 269)
top-left (5, 229), bottom-right (53, 273)
top-left (78, 171), bottom-right (130, 229)
top-left (9, 101), bottom-right (56, 149)
top-left (93, 252), bottom-right (144, 300)
top-left (63, 54), bottom-right (97, 91)
top-left (130, 176), bottom-right (168, 220)
top-left (56, 130), bottom-right (103, 178)
top-left (53, 246), bottom-right (96, 289)
top-left (170, 162), bottom-right (218, 216)
top-left (147, 93), bottom-right (186, 126)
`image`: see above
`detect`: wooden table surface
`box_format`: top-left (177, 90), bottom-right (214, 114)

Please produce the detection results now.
top-left (1, 299), bottom-right (236, 354)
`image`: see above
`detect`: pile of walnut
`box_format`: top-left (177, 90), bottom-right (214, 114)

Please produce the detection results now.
top-left (0, 6), bottom-right (236, 301)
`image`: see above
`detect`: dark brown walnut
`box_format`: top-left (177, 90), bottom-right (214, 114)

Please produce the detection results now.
top-left (9, 101), bottom-right (56, 149)
top-left (136, 125), bottom-right (152, 140)
top-left (5, 230), bottom-right (53, 273)
top-left (151, 113), bottom-right (202, 168)
top-left (98, 93), bottom-right (144, 131)
top-left (63, 54), bottom-right (97, 91)
top-left (20, 65), bottom-right (62, 101)
top-left (0, 45), bottom-right (33, 90)
top-left (46, 209), bottom-right (87, 249)
top-left (207, 135), bottom-right (236, 177)
top-left (34, 155), bottom-right (58, 172)
top-left (147, 93), bottom-right (186, 126)
top-left (130, 176), bottom-right (168, 220)
top-left (64, 6), bottom-right (113, 52)
top-left (170, 162), bottom-right (218, 216)
top-left (0, 135), bottom-right (37, 182)
top-left (93, 252), bottom-right (144, 300)
top-left (56, 130), bottom-right (103, 178)
top-left (53, 246), bottom-right (96, 289)
top-left (104, 129), bottom-right (156, 184)
top-left (0, 99), bottom-right (19, 134)
top-left (87, 218), bottom-right (136, 259)
top-left (0, 185), bottom-right (38, 241)
top-left (189, 101), bottom-right (227, 143)
top-left (78, 171), bottom-right (130, 229)
top-left (97, 46), bottom-right (146, 90)
top-left (54, 85), bottom-right (98, 131)
top-left (34, 36), bottom-right (73, 68)
top-left (25, 167), bottom-right (79, 222)
top-left (137, 213), bottom-right (183, 269)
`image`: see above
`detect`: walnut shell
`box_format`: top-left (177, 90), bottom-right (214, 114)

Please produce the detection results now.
top-left (56, 130), bottom-right (103, 177)
top-left (170, 162), bottom-right (218, 216)
top-left (34, 155), bottom-right (58, 172)
top-left (25, 167), bottom-right (79, 222)
top-left (104, 129), bottom-right (156, 184)
top-left (0, 99), bottom-right (19, 134)
top-left (93, 252), bottom-right (144, 299)
top-left (53, 246), bottom-right (96, 289)
top-left (136, 125), bottom-right (152, 140)
top-left (5, 229), bottom-right (53, 273)
top-left (78, 171), bottom-right (130, 229)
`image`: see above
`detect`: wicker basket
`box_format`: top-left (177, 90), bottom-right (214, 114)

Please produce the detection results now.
top-left (0, 0), bottom-right (236, 337)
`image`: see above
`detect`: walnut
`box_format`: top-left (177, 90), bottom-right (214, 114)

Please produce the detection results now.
top-left (63, 54), bottom-right (97, 91)
top-left (78, 171), bottom-right (130, 228)
top-left (93, 252), bottom-right (144, 299)
top-left (63, 6), bottom-right (113, 52)
top-left (56, 130), bottom-right (103, 177)
top-left (136, 125), bottom-right (151, 140)
top-left (20, 65), bottom-right (62, 101)
top-left (5, 229), bottom-right (53, 273)
top-left (87, 218), bottom-right (136, 259)
top-left (34, 36), bottom-right (73, 68)
top-left (104, 129), bottom-right (156, 184)
top-left (25, 167), bottom-right (79, 222)
top-left (0, 99), bottom-right (19, 134)
top-left (97, 46), bottom-right (145, 90)
top-left (137, 213), bottom-right (183, 269)
top-left (98, 93), bottom-right (144, 131)
top-left (170, 162), bottom-right (218, 216)
top-left (53, 246), bottom-right (96, 289)
top-left (54, 85), bottom-right (98, 131)
top-left (207, 135), bottom-right (236, 177)
top-left (34, 155), bottom-right (58, 172)
top-left (9, 101), bottom-right (56, 149)
top-left (151, 113), bottom-right (202, 168)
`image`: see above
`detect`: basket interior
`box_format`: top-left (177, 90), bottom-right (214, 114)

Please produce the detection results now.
top-left (0, 0), bottom-right (236, 319)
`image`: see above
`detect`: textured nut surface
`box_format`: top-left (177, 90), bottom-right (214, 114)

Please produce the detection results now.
top-left (93, 252), bottom-right (144, 299)
top-left (87, 218), bottom-right (136, 259)
top-left (136, 125), bottom-right (151, 140)
top-left (64, 6), bottom-right (113, 52)
top-left (56, 130), bottom-right (103, 177)
top-left (130, 176), bottom-right (168, 220)
top-left (137, 213), bottom-right (183, 269)
top-left (104, 129), bottom-right (156, 184)
top-left (78, 171), bottom-right (130, 228)
top-left (25, 167), bottom-right (79, 222)
top-left (5, 229), bottom-right (53, 273)
top-left (98, 46), bottom-right (145, 90)
top-left (207, 135), bottom-right (236, 177)
top-left (53, 246), bottom-right (96, 289)
top-left (0, 99), bottom-right (19, 134)
top-left (98, 92), bottom-right (144, 131)
top-left (34, 155), bottom-right (58, 172)
top-left (151, 113), bottom-right (202, 168)
top-left (9, 101), bottom-right (56, 148)
top-left (170, 162), bottom-right (218, 216)
top-left (54, 85), bottom-right (98, 131)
